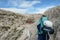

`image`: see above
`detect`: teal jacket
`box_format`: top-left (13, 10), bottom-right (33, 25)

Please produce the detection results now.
top-left (37, 16), bottom-right (48, 34)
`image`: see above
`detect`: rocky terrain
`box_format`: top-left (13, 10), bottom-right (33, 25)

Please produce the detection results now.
top-left (0, 9), bottom-right (42, 40)
top-left (45, 6), bottom-right (60, 40)
top-left (0, 6), bottom-right (60, 40)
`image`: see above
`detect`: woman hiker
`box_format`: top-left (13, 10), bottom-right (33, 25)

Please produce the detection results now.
top-left (37, 15), bottom-right (54, 40)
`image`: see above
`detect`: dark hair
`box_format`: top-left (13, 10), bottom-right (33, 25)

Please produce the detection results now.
top-left (42, 15), bottom-right (46, 17)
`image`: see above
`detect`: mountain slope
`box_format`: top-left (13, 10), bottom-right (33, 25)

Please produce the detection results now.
top-left (44, 6), bottom-right (60, 40)
top-left (0, 9), bottom-right (42, 40)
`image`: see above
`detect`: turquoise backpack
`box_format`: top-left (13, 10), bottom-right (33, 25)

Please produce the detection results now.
top-left (37, 16), bottom-right (48, 34)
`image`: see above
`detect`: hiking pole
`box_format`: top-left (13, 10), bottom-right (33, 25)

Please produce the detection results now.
top-left (46, 31), bottom-right (50, 40)
top-left (47, 32), bottom-right (51, 40)
top-left (46, 32), bottom-right (48, 40)
top-left (46, 33), bottom-right (47, 40)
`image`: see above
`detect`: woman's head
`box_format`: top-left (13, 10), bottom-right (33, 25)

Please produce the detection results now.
top-left (42, 15), bottom-right (46, 17)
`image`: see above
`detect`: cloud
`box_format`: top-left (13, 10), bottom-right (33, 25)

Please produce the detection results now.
top-left (7, 0), bottom-right (18, 6)
top-left (0, 5), bottom-right (55, 14)
top-left (0, 8), bottom-right (28, 14)
top-left (35, 5), bottom-right (55, 14)
top-left (7, 0), bottom-right (40, 8)
top-left (19, 1), bottom-right (40, 8)
top-left (0, 0), bottom-right (41, 14)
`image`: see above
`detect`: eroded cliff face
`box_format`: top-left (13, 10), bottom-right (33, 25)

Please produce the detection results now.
top-left (45, 6), bottom-right (60, 40)
top-left (0, 9), bottom-right (42, 40)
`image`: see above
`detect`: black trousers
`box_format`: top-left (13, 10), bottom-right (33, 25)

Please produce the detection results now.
top-left (38, 31), bottom-right (49, 40)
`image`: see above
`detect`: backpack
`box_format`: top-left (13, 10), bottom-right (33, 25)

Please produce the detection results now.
top-left (37, 16), bottom-right (48, 34)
